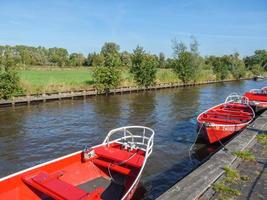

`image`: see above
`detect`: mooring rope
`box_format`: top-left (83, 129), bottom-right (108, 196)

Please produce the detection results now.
top-left (213, 130), bottom-right (228, 151)
top-left (188, 123), bottom-right (204, 162)
top-left (108, 151), bottom-right (137, 185)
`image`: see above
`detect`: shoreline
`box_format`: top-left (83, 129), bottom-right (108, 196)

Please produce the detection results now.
top-left (0, 77), bottom-right (252, 108)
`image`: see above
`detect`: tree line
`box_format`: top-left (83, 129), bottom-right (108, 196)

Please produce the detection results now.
top-left (0, 42), bottom-right (266, 72)
top-left (0, 40), bottom-right (267, 98)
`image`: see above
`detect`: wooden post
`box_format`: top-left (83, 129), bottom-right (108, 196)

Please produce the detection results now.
top-left (83, 90), bottom-right (86, 100)
top-left (12, 97), bottom-right (15, 107)
top-left (27, 95), bottom-right (30, 106)
top-left (42, 93), bottom-right (46, 102)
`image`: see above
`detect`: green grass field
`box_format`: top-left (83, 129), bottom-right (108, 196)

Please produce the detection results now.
top-left (19, 68), bottom-right (94, 86)
top-left (13, 66), bottom-right (266, 94)
top-left (18, 67), bottom-right (182, 94)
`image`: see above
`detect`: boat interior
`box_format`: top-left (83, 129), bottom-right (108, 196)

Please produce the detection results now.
top-left (2, 143), bottom-right (143, 200)
top-left (244, 89), bottom-right (267, 102)
top-left (198, 103), bottom-right (253, 125)
top-left (0, 126), bottom-right (154, 200)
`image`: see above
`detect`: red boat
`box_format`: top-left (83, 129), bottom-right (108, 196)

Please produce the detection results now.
top-left (197, 94), bottom-right (255, 144)
top-left (0, 126), bottom-right (154, 200)
top-left (244, 88), bottom-right (267, 110)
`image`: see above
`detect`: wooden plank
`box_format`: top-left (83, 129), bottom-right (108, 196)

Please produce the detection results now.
top-left (156, 110), bottom-right (267, 200)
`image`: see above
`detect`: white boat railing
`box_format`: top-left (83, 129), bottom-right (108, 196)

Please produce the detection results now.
top-left (225, 93), bottom-right (249, 105)
top-left (102, 126), bottom-right (154, 159)
top-left (102, 126), bottom-right (154, 200)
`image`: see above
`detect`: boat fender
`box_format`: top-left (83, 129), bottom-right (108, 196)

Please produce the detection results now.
top-left (82, 148), bottom-right (96, 162)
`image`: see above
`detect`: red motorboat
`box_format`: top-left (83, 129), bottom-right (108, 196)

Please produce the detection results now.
top-left (244, 88), bottom-right (267, 110)
top-left (0, 126), bottom-right (154, 200)
top-left (197, 94), bottom-right (255, 144)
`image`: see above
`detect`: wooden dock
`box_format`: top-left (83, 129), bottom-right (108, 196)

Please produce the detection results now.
top-left (156, 110), bottom-right (267, 200)
top-left (0, 78), bottom-right (251, 107)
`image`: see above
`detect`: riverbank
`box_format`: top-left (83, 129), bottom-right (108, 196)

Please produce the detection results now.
top-left (156, 110), bottom-right (267, 200)
top-left (0, 77), bottom-right (252, 107)
top-left (17, 67), bottom-right (255, 95)
top-left (18, 67), bottom-right (179, 94)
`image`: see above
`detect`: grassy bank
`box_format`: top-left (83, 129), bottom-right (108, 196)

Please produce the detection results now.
top-left (18, 67), bottom-right (181, 94)
top-left (17, 67), bottom-right (255, 95)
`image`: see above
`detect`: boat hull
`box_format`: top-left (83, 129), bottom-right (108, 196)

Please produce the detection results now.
top-left (198, 123), bottom-right (246, 144)
top-left (244, 92), bottom-right (267, 111)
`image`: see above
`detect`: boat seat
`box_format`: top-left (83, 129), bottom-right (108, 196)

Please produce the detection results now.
top-left (217, 109), bottom-right (252, 116)
top-left (202, 116), bottom-right (244, 124)
top-left (93, 146), bottom-right (144, 168)
top-left (206, 112), bottom-right (251, 120)
top-left (93, 158), bottom-right (131, 175)
top-left (22, 172), bottom-right (104, 200)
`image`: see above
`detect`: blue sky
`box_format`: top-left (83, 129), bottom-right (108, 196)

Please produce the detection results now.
top-left (0, 0), bottom-right (266, 57)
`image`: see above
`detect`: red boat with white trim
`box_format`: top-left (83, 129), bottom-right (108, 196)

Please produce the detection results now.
top-left (0, 126), bottom-right (154, 200)
top-left (244, 87), bottom-right (267, 110)
top-left (197, 94), bottom-right (255, 144)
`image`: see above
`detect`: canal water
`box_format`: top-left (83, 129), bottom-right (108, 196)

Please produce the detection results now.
top-left (0, 79), bottom-right (267, 199)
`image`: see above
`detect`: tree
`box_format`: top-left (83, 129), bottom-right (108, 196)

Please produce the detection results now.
top-left (130, 46), bottom-right (157, 87)
top-left (1, 46), bottom-right (15, 70)
top-left (158, 52), bottom-right (166, 68)
top-left (228, 54), bottom-right (246, 79)
top-left (251, 64), bottom-right (263, 75)
top-left (190, 36), bottom-right (199, 55)
top-left (0, 68), bottom-right (22, 99)
top-left (100, 42), bottom-right (121, 68)
top-left (172, 39), bottom-right (187, 58)
top-left (69, 53), bottom-right (85, 66)
top-left (172, 38), bottom-right (201, 83)
top-left (206, 56), bottom-right (229, 80)
top-left (91, 53), bottom-right (105, 67)
top-left (86, 53), bottom-right (94, 66)
top-left (48, 48), bottom-right (69, 67)
top-left (173, 51), bottom-right (199, 83)
top-left (244, 50), bottom-right (267, 75)
top-left (120, 51), bottom-right (132, 68)
top-left (93, 67), bottom-right (120, 94)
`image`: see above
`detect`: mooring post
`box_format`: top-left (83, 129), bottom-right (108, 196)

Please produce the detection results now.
top-left (26, 95), bottom-right (30, 105)
top-left (83, 90), bottom-right (86, 99)
top-left (12, 97), bottom-right (15, 107)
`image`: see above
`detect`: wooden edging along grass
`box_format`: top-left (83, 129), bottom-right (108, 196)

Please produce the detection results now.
top-left (0, 77), bottom-right (252, 107)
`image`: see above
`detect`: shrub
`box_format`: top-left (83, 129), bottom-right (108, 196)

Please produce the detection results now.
top-left (131, 46), bottom-right (158, 87)
top-left (93, 67), bottom-right (120, 94)
top-left (0, 70), bottom-right (22, 99)
top-left (172, 51), bottom-right (200, 83)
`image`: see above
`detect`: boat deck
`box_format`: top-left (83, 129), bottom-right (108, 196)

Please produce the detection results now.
top-left (78, 176), bottom-right (125, 200)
